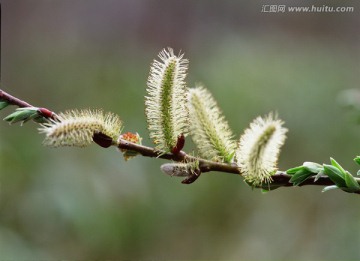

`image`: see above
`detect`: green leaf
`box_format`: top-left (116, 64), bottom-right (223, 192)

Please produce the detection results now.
top-left (323, 164), bottom-right (346, 187)
top-left (330, 157), bottom-right (347, 176)
top-left (344, 171), bottom-right (360, 192)
top-left (322, 185), bottom-right (339, 193)
top-left (4, 110), bottom-right (26, 123)
top-left (303, 162), bottom-right (323, 173)
top-left (354, 156), bottom-right (360, 166)
top-left (286, 166), bottom-right (305, 175)
top-left (4, 107), bottom-right (41, 124)
top-left (289, 169), bottom-right (313, 186)
top-left (287, 162), bottom-right (323, 178)
top-left (357, 170), bottom-right (360, 176)
top-left (326, 158), bottom-right (360, 192)
top-left (0, 101), bottom-right (9, 110)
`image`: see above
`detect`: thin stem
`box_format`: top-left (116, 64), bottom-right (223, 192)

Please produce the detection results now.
top-left (118, 138), bottom-right (239, 174)
top-left (0, 89), bottom-right (33, 107)
top-left (0, 89), bottom-right (58, 120)
top-left (117, 139), bottom-right (340, 188)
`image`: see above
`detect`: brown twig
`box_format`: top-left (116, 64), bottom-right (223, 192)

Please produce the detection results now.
top-left (0, 89), bottom-right (33, 108)
top-left (117, 139), bottom-right (338, 188)
top-left (0, 88), bottom-right (354, 191)
top-left (0, 89), bottom-right (58, 120)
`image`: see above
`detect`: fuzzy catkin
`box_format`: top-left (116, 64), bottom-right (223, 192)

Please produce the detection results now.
top-left (39, 109), bottom-right (122, 147)
top-left (145, 47), bottom-right (189, 152)
top-left (188, 85), bottom-right (236, 163)
top-left (236, 113), bottom-right (287, 186)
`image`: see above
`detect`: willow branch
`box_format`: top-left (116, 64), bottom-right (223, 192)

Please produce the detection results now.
top-left (0, 89), bottom-right (33, 108)
top-left (0, 88), bottom-right (355, 191)
top-left (117, 139), bottom-right (339, 188)
top-left (0, 88), bottom-right (58, 120)
top-left (117, 138), bottom-right (239, 173)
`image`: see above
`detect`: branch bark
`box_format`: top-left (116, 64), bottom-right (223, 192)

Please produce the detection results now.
top-left (0, 89), bottom-right (33, 107)
top-left (0, 89), bottom-right (58, 120)
top-left (117, 139), bottom-right (338, 188)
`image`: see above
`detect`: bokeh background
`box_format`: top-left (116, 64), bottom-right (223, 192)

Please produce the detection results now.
top-left (1, 0), bottom-right (359, 260)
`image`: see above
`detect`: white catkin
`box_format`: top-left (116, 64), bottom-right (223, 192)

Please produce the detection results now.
top-left (236, 113), bottom-right (287, 185)
top-left (39, 109), bottom-right (122, 147)
top-left (188, 85), bottom-right (236, 163)
top-left (145, 47), bottom-right (189, 152)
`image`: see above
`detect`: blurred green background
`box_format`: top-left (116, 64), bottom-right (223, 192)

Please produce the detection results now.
top-left (1, 0), bottom-right (359, 260)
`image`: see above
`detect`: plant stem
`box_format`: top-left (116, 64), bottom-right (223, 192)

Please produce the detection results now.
top-left (0, 89), bottom-right (58, 120)
top-left (0, 89), bottom-right (33, 107)
top-left (117, 139), bottom-right (341, 188)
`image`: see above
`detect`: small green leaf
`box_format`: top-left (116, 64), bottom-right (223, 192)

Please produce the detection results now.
top-left (0, 101), bottom-right (9, 110)
top-left (289, 169), bottom-right (313, 186)
top-left (4, 107), bottom-right (40, 124)
top-left (287, 162), bottom-right (323, 177)
top-left (330, 157), bottom-right (347, 176)
top-left (357, 170), bottom-right (360, 176)
top-left (323, 164), bottom-right (346, 187)
top-left (4, 110), bottom-right (25, 123)
top-left (286, 166), bottom-right (305, 175)
top-left (354, 156), bottom-right (360, 166)
top-left (322, 185), bottom-right (339, 193)
top-left (344, 171), bottom-right (360, 192)
top-left (303, 162), bottom-right (323, 173)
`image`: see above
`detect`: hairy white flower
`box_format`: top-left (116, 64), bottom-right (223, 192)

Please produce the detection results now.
top-left (188, 85), bottom-right (236, 163)
top-left (39, 109), bottom-right (122, 147)
top-left (236, 113), bottom-right (287, 186)
top-left (145, 47), bottom-right (189, 152)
